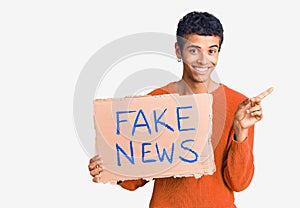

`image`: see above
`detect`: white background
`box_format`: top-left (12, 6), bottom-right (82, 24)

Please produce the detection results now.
top-left (1, 0), bottom-right (299, 207)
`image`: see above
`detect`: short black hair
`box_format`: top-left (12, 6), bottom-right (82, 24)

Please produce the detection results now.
top-left (176, 11), bottom-right (224, 51)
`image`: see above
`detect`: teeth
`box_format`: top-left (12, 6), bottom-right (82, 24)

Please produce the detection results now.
top-left (194, 67), bottom-right (208, 72)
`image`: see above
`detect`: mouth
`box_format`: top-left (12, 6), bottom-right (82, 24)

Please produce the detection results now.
top-left (192, 66), bottom-right (209, 75)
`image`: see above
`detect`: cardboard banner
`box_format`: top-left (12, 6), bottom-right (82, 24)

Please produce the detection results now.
top-left (94, 93), bottom-right (215, 184)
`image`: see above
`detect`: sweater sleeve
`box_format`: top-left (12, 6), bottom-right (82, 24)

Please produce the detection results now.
top-left (223, 125), bottom-right (255, 192)
top-left (118, 179), bottom-right (148, 191)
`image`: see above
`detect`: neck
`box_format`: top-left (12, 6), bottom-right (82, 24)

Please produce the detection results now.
top-left (175, 78), bottom-right (219, 95)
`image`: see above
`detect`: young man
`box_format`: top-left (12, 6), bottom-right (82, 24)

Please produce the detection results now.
top-left (89, 11), bottom-right (273, 207)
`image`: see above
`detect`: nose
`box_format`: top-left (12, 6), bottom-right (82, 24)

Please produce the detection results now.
top-left (197, 51), bottom-right (209, 65)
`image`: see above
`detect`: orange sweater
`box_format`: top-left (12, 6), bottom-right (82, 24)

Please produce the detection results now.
top-left (119, 83), bottom-right (255, 208)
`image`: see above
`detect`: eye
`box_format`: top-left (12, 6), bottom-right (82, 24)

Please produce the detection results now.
top-left (209, 49), bottom-right (217, 54)
top-left (189, 48), bottom-right (198, 54)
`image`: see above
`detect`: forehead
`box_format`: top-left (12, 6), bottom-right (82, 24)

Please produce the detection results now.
top-left (184, 34), bottom-right (220, 48)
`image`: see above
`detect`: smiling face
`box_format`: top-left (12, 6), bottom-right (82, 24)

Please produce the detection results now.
top-left (176, 34), bottom-right (220, 86)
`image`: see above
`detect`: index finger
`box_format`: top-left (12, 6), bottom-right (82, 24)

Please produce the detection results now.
top-left (256, 87), bottom-right (274, 100)
top-left (90, 155), bottom-right (99, 162)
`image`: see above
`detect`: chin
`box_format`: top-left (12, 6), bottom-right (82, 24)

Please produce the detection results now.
top-left (194, 75), bottom-right (210, 83)
top-left (192, 78), bottom-right (208, 84)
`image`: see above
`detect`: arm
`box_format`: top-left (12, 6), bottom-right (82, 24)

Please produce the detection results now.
top-left (223, 87), bottom-right (273, 191)
top-left (223, 126), bottom-right (255, 192)
top-left (117, 179), bottom-right (148, 191)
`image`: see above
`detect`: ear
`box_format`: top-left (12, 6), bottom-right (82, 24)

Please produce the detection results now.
top-left (175, 42), bottom-right (182, 60)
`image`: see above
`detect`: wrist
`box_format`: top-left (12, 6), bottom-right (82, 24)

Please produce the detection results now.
top-left (233, 121), bottom-right (248, 142)
top-left (233, 130), bottom-right (248, 142)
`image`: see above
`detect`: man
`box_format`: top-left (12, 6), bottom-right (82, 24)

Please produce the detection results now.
top-left (89, 11), bottom-right (273, 207)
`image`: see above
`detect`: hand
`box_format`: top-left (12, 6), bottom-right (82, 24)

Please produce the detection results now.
top-left (88, 155), bottom-right (103, 183)
top-left (233, 87), bottom-right (274, 141)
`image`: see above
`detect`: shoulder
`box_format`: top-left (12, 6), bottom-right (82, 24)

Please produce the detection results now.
top-left (148, 88), bottom-right (169, 96)
top-left (219, 84), bottom-right (248, 116)
top-left (221, 84), bottom-right (248, 105)
top-left (147, 82), bottom-right (174, 96)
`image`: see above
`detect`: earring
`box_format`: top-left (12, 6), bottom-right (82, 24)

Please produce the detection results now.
top-left (177, 58), bottom-right (182, 62)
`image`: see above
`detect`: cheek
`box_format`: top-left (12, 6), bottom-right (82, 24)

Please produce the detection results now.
top-left (208, 56), bottom-right (218, 66)
top-left (182, 54), bottom-right (197, 63)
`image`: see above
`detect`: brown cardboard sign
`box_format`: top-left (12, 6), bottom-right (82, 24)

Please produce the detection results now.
top-left (94, 93), bottom-right (215, 184)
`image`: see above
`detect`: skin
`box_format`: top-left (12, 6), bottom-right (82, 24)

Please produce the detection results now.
top-left (89, 34), bottom-right (274, 182)
top-left (174, 34), bottom-right (220, 94)
top-left (88, 155), bottom-right (102, 183)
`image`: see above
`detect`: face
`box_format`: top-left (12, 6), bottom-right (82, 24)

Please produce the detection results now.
top-left (176, 34), bottom-right (220, 84)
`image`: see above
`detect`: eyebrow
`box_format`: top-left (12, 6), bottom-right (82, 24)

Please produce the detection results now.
top-left (187, 44), bottom-right (219, 49)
